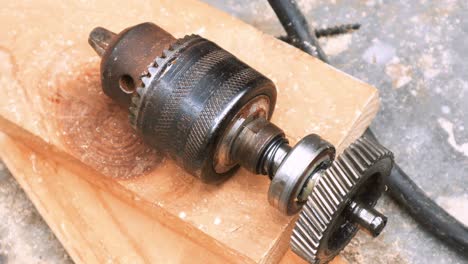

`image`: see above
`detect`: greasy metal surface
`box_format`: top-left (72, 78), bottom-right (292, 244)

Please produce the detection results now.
top-left (268, 134), bottom-right (335, 215)
top-left (229, 116), bottom-right (282, 174)
top-left (291, 137), bottom-right (392, 264)
top-left (214, 96), bottom-right (271, 174)
top-left (1, 1), bottom-right (467, 263)
top-left (347, 201), bottom-right (387, 238)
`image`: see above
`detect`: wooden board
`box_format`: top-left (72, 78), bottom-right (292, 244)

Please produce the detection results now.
top-left (0, 132), bottom-right (348, 264)
top-left (0, 0), bottom-right (378, 262)
top-left (0, 132), bottom-right (227, 263)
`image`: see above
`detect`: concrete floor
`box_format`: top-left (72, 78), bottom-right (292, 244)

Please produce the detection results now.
top-left (0, 0), bottom-right (467, 263)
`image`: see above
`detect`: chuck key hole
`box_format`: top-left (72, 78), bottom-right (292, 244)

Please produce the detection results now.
top-left (119, 75), bottom-right (136, 93)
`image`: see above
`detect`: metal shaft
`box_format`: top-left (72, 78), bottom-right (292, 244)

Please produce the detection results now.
top-left (230, 117), bottom-right (290, 178)
top-left (88, 27), bottom-right (116, 57)
top-left (347, 201), bottom-right (387, 237)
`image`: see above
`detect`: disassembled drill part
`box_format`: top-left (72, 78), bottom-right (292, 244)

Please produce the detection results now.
top-left (88, 22), bottom-right (394, 263)
top-left (291, 137), bottom-right (392, 263)
top-left (88, 22), bottom-right (334, 215)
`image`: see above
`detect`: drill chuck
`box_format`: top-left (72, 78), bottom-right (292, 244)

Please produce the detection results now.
top-left (89, 22), bottom-right (394, 263)
top-left (89, 22), bottom-right (332, 215)
top-left (133, 35), bottom-right (277, 183)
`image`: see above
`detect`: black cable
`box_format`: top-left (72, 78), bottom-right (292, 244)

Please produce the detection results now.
top-left (365, 130), bottom-right (468, 255)
top-left (267, 0), bottom-right (328, 62)
top-left (267, 0), bottom-right (468, 257)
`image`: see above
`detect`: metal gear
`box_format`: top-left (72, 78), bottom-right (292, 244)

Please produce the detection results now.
top-left (291, 137), bottom-right (393, 264)
top-left (129, 34), bottom-right (202, 128)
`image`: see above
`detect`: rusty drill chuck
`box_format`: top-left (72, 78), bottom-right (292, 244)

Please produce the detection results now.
top-left (89, 22), bottom-right (394, 263)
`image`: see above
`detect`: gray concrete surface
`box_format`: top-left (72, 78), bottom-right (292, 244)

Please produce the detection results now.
top-left (0, 163), bottom-right (72, 264)
top-left (0, 0), bottom-right (467, 263)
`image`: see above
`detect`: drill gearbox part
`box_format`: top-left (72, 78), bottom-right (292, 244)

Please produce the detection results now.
top-left (88, 22), bottom-right (394, 263)
top-left (291, 137), bottom-right (393, 263)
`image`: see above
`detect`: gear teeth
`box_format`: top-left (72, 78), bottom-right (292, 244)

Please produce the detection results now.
top-left (128, 34), bottom-right (205, 128)
top-left (162, 49), bottom-right (174, 57)
top-left (148, 66), bottom-right (158, 75)
top-left (291, 137), bottom-right (393, 264)
top-left (141, 76), bottom-right (151, 87)
top-left (155, 57), bottom-right (166, 67)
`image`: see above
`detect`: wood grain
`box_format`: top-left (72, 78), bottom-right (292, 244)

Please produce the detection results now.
top-left (0, 132), bottom-right (346, 264)
top-left (0, 0), bottom-right (378, 262)
top-left (0, 132), bottom-right (227, 263)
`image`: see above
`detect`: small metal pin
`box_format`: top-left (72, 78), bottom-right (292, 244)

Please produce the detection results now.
top-left (348, 201), bottom-right (387, 237)
top-left (88, 27), bottom-right (116, 57)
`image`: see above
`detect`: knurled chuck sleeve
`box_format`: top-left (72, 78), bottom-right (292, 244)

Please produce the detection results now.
top-left (130, 34), bottom-right (277, 183)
